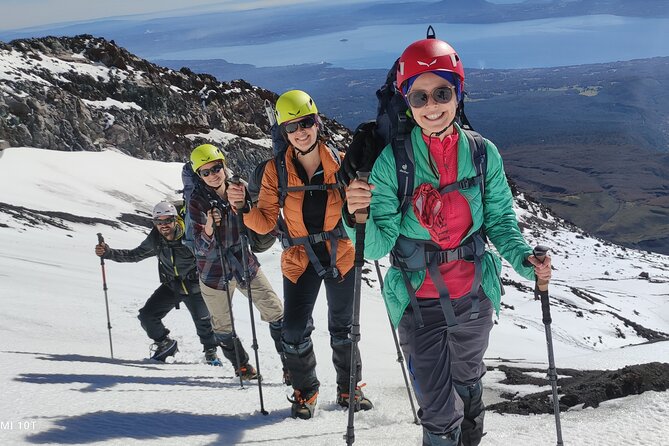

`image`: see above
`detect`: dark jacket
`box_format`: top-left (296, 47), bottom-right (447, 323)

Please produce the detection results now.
top-left (103, 219), bottom-right (199, 295)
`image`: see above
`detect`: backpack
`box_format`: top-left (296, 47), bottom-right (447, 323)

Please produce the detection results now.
top-left (179, 162), bottom-right (275, 254)
top-left (246, 100), bottom-right (347, 279)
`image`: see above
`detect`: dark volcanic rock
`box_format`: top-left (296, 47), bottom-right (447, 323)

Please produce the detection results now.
top-left (488, 362), bottom-right (669, 415)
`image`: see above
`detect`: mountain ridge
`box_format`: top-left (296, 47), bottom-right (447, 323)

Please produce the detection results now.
top-left (0, 34), bottom-right (350, 174)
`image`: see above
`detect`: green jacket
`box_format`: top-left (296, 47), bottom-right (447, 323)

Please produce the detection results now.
top-left (345, 124), bottom-right (535, 327)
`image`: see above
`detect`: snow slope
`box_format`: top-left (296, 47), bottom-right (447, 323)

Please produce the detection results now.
top-left (0, 147), bottom-right (668, 445)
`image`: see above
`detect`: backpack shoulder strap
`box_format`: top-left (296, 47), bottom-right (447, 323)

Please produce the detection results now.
top-left (275, 151), bottom-right (289, 208)
top-left (462, 129), bottom-right (487, 199)
top-left (393, 134), bottom-right (415, 217)
top-left (328, 146), bottom-right (347, 200)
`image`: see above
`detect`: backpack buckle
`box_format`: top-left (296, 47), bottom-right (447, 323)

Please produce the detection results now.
top-left (308, 232), bottom-right (328, 244)
top-left (280, 234), bottom-right (291, 249)
top-left (323, 267), bottom-right (340, 280)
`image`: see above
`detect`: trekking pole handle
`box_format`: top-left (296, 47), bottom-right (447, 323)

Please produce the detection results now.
top-left (533, 245), bottom-right (550, 291)
top-left (97, 233), bottom-right (105, 265)
top-left (230, 175), bottom-right (245, 210)
top-left (354, 171), bottom-right (371, 224)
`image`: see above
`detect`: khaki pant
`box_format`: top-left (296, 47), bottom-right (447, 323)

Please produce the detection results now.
top-left (199, 268), bottom-right (283, 334)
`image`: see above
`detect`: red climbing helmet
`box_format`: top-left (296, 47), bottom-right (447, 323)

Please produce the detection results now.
top-left (396, 26), bottom-right (465, 95)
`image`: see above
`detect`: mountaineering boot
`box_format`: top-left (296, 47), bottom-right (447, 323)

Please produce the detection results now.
top-left (151, 336), bottom-right (178, 361)
top-left (204, 347), bottom-right (222, 366)
top-left (236, 363), bottom-right (261, 381)
top-left (288, 389), bottom-right (318, 420)
top-left (336, 385), bottom-right (373, 412)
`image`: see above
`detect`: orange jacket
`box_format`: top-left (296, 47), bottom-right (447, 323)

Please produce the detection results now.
top-left (243, 143), bottom-right (353, 283)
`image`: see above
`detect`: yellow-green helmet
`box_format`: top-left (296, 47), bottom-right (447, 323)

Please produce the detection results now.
top-left (275, 90), bottom-right (318, 125)
top-left (190, 144), bottom-right (226, 172)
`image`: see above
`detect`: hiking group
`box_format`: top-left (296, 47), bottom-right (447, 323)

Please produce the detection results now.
top-left (95, 27), bottom-right (552, 446)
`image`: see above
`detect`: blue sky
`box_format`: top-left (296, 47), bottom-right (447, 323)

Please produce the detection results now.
top-left (0, 0), bottom-right (524, 31)
top-left (0, 0), bottom-right (374, 31)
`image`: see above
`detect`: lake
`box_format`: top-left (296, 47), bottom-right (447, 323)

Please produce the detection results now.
top-left (153, 15), bottom-right (669, 69)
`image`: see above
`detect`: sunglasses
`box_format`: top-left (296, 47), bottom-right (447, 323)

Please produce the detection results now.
top-left (198, 163), bottom-right (224, 178)
top-left (154, 216), bottom-right (176, 226)
top-left (283, 116), bottom-right (317, 134)
top-left (406, 86), bottom-right (456, 108)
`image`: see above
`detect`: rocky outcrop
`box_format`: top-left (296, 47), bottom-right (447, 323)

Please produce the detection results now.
top-left (0, 35), bottom-right (351, 173)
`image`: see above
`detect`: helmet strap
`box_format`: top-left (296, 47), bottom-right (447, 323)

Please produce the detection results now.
top-left (427, 114), bottom-right (457, 139)
top-left (295, 139), bottom-right (319, 157)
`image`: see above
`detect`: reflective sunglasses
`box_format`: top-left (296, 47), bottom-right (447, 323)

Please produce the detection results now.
top-left (283, 116), bottom-right (317, 134)
top-left (154, 216), bottom-right (176, 226)
top-left (198, 163), bottom-right (224, 178)
top-left (406, 86), bottom-right (456, 108)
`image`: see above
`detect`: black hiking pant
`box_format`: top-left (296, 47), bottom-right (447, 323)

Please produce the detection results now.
top-left (138, 281), bottom-right (217, 350)
top-left (399, 291), bottom-right (493, 446)
top-left (282, 265), bottom-right (362, 395)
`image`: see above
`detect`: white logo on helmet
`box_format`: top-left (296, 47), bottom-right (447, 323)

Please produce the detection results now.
top-left (399, 61), bottom-right (405, 75)
top-left (417, 59), bottom-right (437, 67)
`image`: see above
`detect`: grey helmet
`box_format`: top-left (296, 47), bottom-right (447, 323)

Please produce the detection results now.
top-left (152, 201), bottom-right (177, 219)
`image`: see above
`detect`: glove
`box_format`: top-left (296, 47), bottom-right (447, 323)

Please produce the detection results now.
top-left (340, 121), bottom-right (384, 185)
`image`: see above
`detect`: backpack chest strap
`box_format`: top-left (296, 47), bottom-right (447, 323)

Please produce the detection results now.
top-left (438, 175), bottom-right (483, 195)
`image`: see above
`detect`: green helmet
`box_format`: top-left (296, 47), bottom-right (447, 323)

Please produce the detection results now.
top-left (275, 90), bottom-right (318, 125)
top-left (190, 144), bottom-right (226, 172)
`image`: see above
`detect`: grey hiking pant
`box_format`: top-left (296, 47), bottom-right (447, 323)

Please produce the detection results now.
top-left (398, 291), bottom-right (493, 445)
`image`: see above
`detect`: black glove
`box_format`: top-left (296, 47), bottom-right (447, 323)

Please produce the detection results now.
top-left (340, 121), bottom-right (384, 185)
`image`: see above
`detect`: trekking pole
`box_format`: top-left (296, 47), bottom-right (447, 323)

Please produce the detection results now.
top-left (211, 200), bottom-right (245, 389)
top-left (231, 176), bottom-right (269, 415)
top-left (373, 260), bottom-right (420, 425)
top-left (96, 233), bottom-right (114, 359)
top-left (533, 245), bottom-right (564, 446)
top-left (345, 171), bottom-right (370, 446)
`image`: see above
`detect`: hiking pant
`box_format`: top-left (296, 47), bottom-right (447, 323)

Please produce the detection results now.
top-left (398, 292), bottom-right (493, 446)
top-left (282, 264), bottom-right (362, 395)
top-left (199, 269), bottom-right (284, 368)
top-left (137, 282), bottom-right (217, 350)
